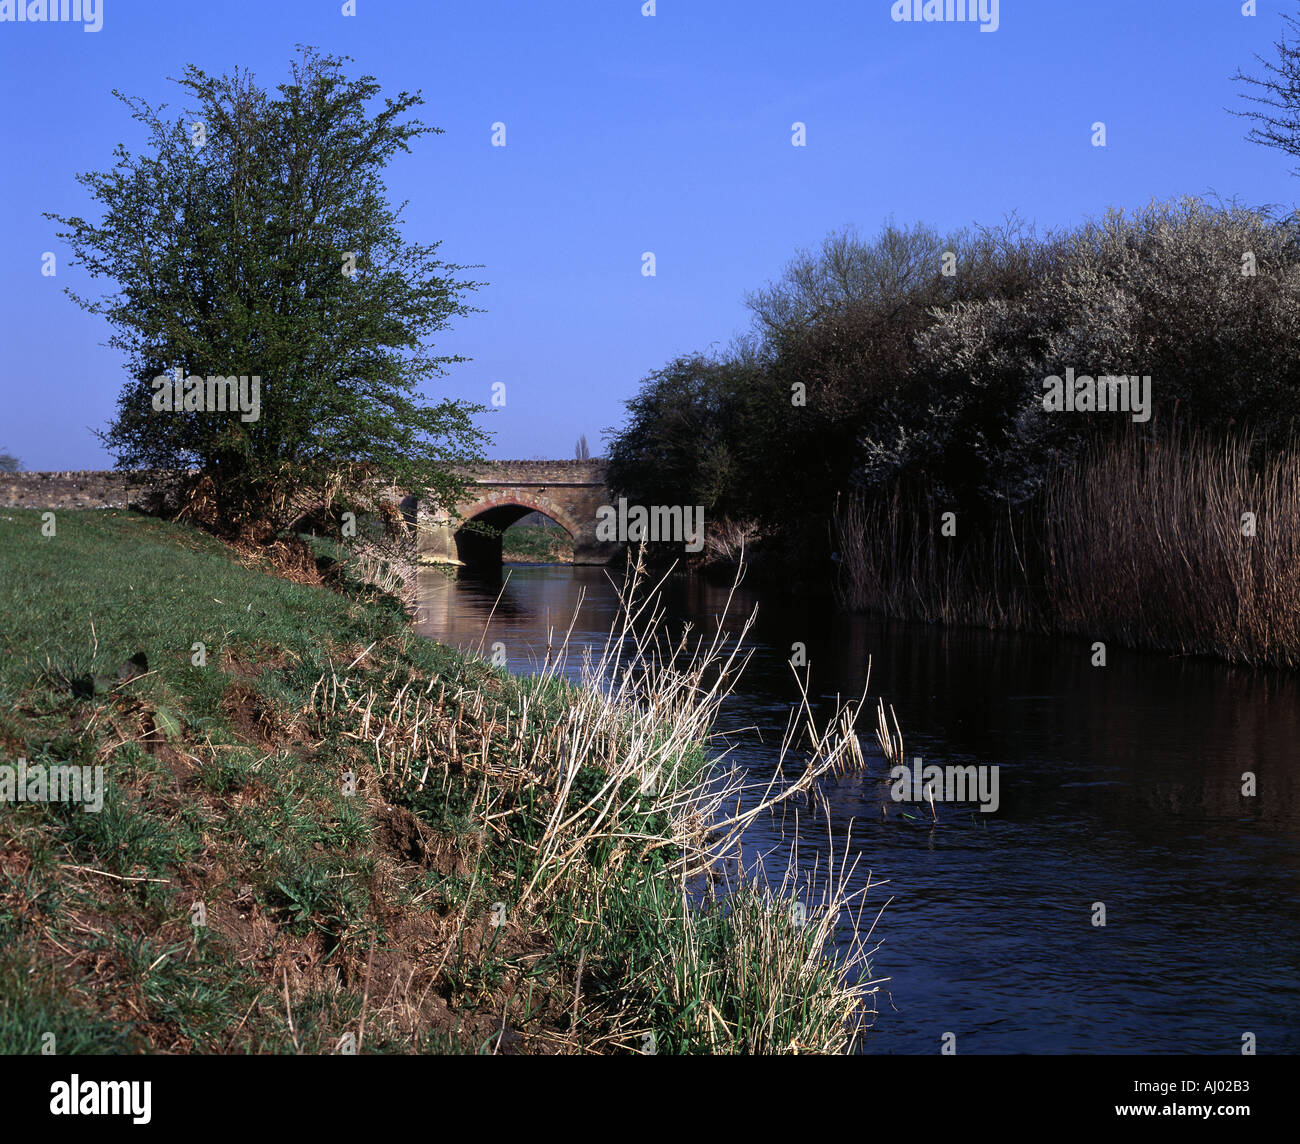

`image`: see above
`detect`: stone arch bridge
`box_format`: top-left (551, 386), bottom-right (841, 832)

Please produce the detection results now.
top-left (0, 463), bottom-right (621, 568)
top-left (417, 459), bottom-right (619, 566)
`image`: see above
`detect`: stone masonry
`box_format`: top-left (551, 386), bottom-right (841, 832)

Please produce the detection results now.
top-left (1, 462), bottom-right (621, 566)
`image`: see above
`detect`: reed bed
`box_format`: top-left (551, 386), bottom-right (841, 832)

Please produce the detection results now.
top-left (832, 429), bottom-right (1300, 668)
top-left (831, 486), bottom-right (1038, 629)
top-left (1042, 428), bottom-right (1300, 667)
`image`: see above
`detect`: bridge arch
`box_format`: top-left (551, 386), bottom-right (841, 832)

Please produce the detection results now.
top-left (451, 490), bottom-right (583, 565)
top-left (417, 459), bottom-right (620, 567)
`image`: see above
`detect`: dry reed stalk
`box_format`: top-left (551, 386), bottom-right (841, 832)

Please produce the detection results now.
top-left (314, 548), bottom-right (893, 1052)
top-left (875, 698), bottom-right (903, 767)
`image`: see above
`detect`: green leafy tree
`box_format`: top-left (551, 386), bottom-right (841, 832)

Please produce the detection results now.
top-left (605, 353), bottom-right (756, 517)
top-left (47, 48), bottom-right (489, 536)
top-left (608, 218), bottom-right (1056, 570)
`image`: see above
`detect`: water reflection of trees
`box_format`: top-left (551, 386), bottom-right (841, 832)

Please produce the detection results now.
top-left (420, 566), bottom-right (1299, 827)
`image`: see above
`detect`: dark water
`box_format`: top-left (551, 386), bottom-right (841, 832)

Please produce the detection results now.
top-left (416, 563), bottom-right (1300, 1054)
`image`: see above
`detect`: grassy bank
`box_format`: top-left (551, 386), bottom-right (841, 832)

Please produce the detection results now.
top-left (0, 509), bottom-right (878, 1053)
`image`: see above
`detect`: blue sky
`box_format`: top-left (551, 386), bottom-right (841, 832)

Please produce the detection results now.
top-left (1, 0), bottom-right (1297, 469)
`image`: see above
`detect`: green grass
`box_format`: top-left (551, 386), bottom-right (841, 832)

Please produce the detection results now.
top-left (501, 523), bottom-right (572, 563)
top-left (0, 508), bottom-right (877, 1054)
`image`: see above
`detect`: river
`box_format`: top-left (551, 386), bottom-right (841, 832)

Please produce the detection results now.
top-left (415, 561), bottom-right (1300, 1054)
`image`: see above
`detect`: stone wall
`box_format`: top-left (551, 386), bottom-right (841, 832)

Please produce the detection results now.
top-left (0, 470), bottom-right (173, 511)
top-left (0, 462), bottom-right (610, 512)
top-left (465, 459), bottom-right (609, 486)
